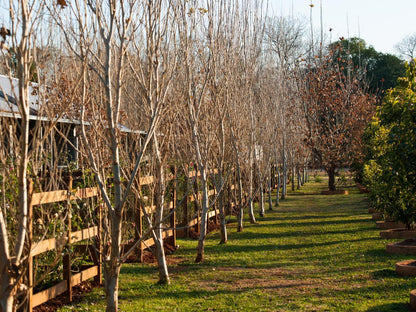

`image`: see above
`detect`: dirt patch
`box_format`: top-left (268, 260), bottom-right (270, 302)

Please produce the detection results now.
top-left (125, 243), bottom-right (178, 264)
top-left (233, 277), bottom-right (314, 291)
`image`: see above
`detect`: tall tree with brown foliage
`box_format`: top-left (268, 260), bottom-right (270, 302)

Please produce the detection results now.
top-left (302, 52), bottom-right (375, 191)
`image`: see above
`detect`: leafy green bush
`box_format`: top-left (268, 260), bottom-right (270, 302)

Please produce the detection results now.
top-left (363, 61), bottom-right (416, 228)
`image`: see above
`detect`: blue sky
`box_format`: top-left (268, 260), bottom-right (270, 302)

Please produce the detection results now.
top-left (268, 0), bottom-right (416, 55)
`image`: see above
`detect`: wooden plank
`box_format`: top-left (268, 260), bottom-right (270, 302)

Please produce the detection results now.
top-left (188, 217), bottom-right (198, 227)
top-left (188, 169), bottom-right (217, 179)
top-left (69, 226), bottom-right (98, 244)
top-left (142, 230), bottom-right (174, 249)
top-left (71, 187), bottom-right (98, 200)
top-left (31, 187), bottom-right (98, 206)
top-left (139, 173), bottom-right (173, 186)
top-left (32, 280), bottom-right (67, 307)
top-left (139, 176), bottom-right (154, 186)
top-left (31, 190), bottom-right (68, 206)
top-left (163, 229), bottom-right (173, 239)
top-left (31, 237), bottom-right (67, 257)
top-left (208, 209), bottom-right (219, 219)
top-left (143, 237), bottom-right (155, 248)
top-left (143, 205), bottom-right (156, 214)
top-left (186, 209), bottom-right (219, 229)
top-left (71, 266), bottom-right (98, 286)
top-left (167, 201), bottom-right (174, 209)
top-left (31, 226), bottom-right (97, 257)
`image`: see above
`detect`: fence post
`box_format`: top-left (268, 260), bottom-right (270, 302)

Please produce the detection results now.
top-left (27, 179), bottom-right (33, 312)
top-left (65, 177), bottom-right (73, 302)
top-left (63, 254), bottom-right (72, 302)
top-left (94, 202), bottom-right (103, 285)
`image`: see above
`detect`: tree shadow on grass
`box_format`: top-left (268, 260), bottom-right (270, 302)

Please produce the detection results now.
top-left (366, 302), bottom-right (409, 312)
top-left (118, 280), bottom-right (315, 302)
top-left (228, 227), bottom-right (377, 242)
top-left (371, 269), bottom-right (397, 279)
top-left (204, 236), bottom-right (380, 255)
top-left (262, 213), bottom-right (356, 222)
top-left (251, 218), bottom-right (372, 229)
top-left (364, 247), bottom-right (406, 263)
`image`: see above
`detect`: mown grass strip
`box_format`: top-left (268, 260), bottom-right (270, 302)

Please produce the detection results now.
top-left (58, 176), bottom-right (416, 312)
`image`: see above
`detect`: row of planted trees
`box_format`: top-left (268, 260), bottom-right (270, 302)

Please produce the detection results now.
top-left (0, 1), bottom-right (378, 311)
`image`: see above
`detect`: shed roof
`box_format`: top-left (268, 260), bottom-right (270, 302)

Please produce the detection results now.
top-left (0, 74), bottom-right (145, 134)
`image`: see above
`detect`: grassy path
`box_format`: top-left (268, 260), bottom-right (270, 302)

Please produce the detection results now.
top-left (59, 177), bottom-right (416, 311)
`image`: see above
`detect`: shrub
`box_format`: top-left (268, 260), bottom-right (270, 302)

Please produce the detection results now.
top-left (363, 61), bottom-right (416, 228)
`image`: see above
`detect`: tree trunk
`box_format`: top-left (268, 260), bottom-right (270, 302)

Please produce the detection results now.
top-left (218, 175), bottom-right (227, 244)
top-left (0, 289), bottom-right (13, 312)
top-left (275, 168), bottom-right (280, 206)
top-left (327, 165), bottom-right (336, 191)
top-left (281, 144), bottom-right (287, 200)
top-left (303, 166), bottom-right (308, 184)
top-left (0, 263), bottom-right (13, 312)
top-left (236, 164), bottom-right (244, 232)
top-left (268, 174), bottom-right (273, 211)
top-left (259, 181), bottom-right (264, 217)
top-left (195, 168), bottom-right (209, 263)
top-left (219, 193), bottom-right (227, 244)
top-left (281, 168), bottom-right (287, 200)
top-left (154, 237), bottom-right (169, 284)
top-left (248, 165), bottom-right (256, 224)
top-left (104, 214), bottom-right (122, 312)
top-left (152, 137), bottom-right (170, 284)
top-left (104, 265), bottom-right (120, 312)
top-left (291, 163), bottom-right (295, 191)
top-left (153, 202), bottom-right (170, 284)
top-left (248, 197), bottom-right (256, 223)
top-left (0, 174), bottom-right (12, 312)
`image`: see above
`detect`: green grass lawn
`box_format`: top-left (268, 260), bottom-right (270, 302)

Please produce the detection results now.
top-left (58, 175), bottom-right (416, 311)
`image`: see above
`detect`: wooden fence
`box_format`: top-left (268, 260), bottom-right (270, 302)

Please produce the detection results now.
top-left (28, 179), bottom-right (101, 311)
top-left (28, 168), bottom-right (235, 310)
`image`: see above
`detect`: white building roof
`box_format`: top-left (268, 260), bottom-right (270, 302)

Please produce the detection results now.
top-left (0, 74), bottom-right (39, 114)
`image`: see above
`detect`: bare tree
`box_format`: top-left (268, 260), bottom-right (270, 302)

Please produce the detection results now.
top-left (174, 0), bottom-right (215, 263)
top-left (263, 15), bottom-right (307, 201)
top-left (395, 33), bottom-right (416, 60)
top-left (50, 0), bottom-right (178, 309)
top-left (0, 1), bottom-right (46, 311)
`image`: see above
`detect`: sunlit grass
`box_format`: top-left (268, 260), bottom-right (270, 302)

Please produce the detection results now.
top-left (58, 175), bottom-right (416, 312)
